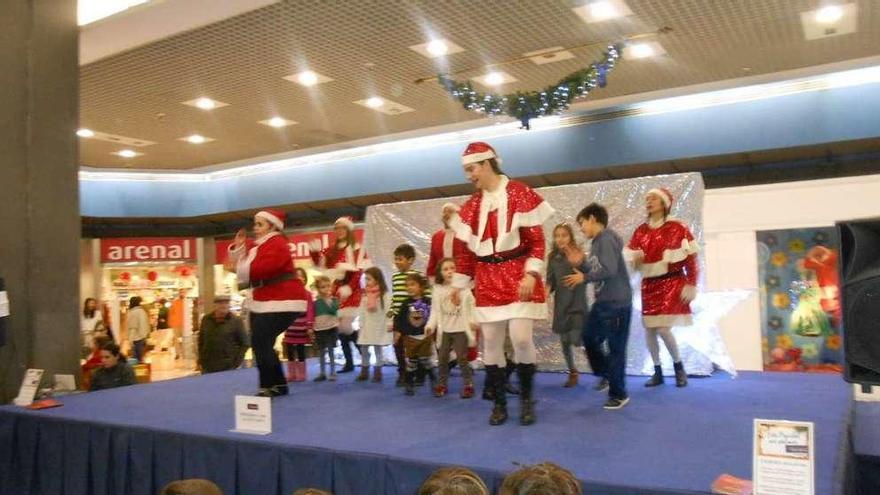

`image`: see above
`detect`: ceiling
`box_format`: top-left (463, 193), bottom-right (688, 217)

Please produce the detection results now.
top-left (79, 0), bottom-right (880, 170)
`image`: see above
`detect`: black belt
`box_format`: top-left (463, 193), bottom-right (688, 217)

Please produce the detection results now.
top-left (477, 247), bottom-right (528, 264)
top-left (238, 272), bottom-right (295, 290)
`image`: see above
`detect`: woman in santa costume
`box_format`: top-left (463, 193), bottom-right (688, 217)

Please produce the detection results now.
top-left (427, 203), bottom-right (468, 280)
top-left (309, 216), bottom-right (366, 373)
top-left (625, 188), bottom-right (698, 388)
top-left (449, 141), bottom-right (554, 426)
top-left (227, 209), bottom-right (310, 397)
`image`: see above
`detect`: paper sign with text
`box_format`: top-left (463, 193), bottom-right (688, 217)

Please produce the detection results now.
top-left (14, 369), bottom-right (44, 406)
top-left (231, 395), bottom-right (272, 435)
top-left (753, 419), bottom-right (814, 495)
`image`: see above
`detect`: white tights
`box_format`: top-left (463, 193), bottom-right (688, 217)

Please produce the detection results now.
top-left (645, 326), bottom-right (681, 365)
top-left (481, 319), bottom-right (536, 366)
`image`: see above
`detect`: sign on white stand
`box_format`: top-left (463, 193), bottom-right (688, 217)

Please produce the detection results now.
top-left (753, 419), bottom-right (814, 495)
top-left (230, 395), bottom-right (272, 435)
top-left (13, 369), bottom-right (44, 406)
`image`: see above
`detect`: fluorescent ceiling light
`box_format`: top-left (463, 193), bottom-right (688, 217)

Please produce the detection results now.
top-left (800, 3), bottom-right (857, 40)
top-left (365, 97), bottom-right (384, 108)
top-left (572, 0), bottom-right (633, 23)
top-left (78, 0), bottom-right (149, 26)
top-left (353, 98), bottom-right (415, 115)
top-left (182, 97), bottom-right (229, 110)
top-left (185, 135), bottom-right (207, 144)
top-left (408, 38), bottom-right (465, 59)
top-left (259, 117), bottom-right (297, 128)
top-left (427, 40), bottom-right (448, 56)
top-left (77, 128), bottom-right (95, 138)
top-left (815, 5), bottom-right (844, 24)
top-left (284, 70), bottom-right (334, 87)
top-left (624, 41), bottom-right (666, 59)
top-left (474, 71), bottom-right (517, 87)
top-left (114, 149), bottom-right (140, 158)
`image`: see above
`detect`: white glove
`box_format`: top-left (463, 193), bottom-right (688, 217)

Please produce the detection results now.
top-left (338, 285), bottom-right (353, 301)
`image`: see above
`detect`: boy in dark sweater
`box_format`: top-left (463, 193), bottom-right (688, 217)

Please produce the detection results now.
top-left (393, 273), bottom-right (434, 395)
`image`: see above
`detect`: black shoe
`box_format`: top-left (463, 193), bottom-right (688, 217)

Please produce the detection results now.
top-left (313, 374), bottom-right (327, 382)
top-left (339, 364), bottom-right (355, 373)
top-left (593, 377), bottom-right (609, 392)
top-left (674, 361), bottom-right (688, 388)
top-left (505, 383), bottom-right (520, 395)
top-left (255, 388), bottom-right (274, 397)
top-left (255, 385), bottom-right (288, 397)
top-left (645, 365), bottom-right (664, 387)
top-left (603, 397), bottom-right (630, 410)
top-left (489, 404), bottom-right (508, 425)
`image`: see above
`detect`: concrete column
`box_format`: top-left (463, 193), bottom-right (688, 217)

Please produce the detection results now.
top-left (0, 1), bottom-right (79, 401)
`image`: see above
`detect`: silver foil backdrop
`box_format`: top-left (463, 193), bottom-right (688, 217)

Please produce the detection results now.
top-left (364, 172), bottom-right (737, 376)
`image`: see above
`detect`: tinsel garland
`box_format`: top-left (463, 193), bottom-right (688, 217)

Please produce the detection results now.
top-left (438, 44), bottom-right (621, 130)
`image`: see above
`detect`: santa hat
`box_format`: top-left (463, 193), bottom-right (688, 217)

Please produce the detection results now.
top-left (334, 216), bottom-right (354, 230)
top-left (255, 208), bottom-right (286, 231)
top-left (646, 188), bottom-right (673, 209)
top-left (461, 141), bottom-right (502, 166)
top-left (441, 202), bottom-right (460, 213)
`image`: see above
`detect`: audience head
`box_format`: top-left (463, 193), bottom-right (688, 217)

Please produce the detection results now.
top-left (83, 297), bottom-right (98, 317)
top-left (418, 466), bottom-right (490, 495)
top-left (393, 244), bottom-right (417, 272)
top-left (92, 334), bottom-right (111, 352)
top-left (499, 462), bottom-right (582, 495)
top-left (159, 478), bottom-right (223, 495)
top-left (212, 296), bottom-right (231, 318)
top-left (99, 342), bottom-right (125, 369)
top-left (129, 296), bottom-right (142, 309)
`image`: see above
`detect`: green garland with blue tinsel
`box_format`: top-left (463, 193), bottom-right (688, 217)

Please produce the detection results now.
top-left (438, 44), bottom-right (621, 129)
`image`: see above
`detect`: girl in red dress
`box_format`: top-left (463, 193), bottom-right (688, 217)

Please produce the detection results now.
top-left (625, 188), bottom-right (698, 388)
top-left (309, 216), bottom-right (365, 372)
top-left (450, 142), bottom-right (555, 426)
top-left (227, 209), bottom-right (310, 397)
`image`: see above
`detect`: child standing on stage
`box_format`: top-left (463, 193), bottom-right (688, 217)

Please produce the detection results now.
top-left (426, 258), bottom-right (477, 398)
top-left (312, 275), bottom-right (339, 382)
top-left (546, 223), bottom-right (588, 388)
top-left (388, 244), bottom-right (429, 386)
top-left (357, 267), bottom-right (392, 382)
top-left (393, 273), bottom-right (434, 395)
top-left (284, 267), bottom-right (314, 382)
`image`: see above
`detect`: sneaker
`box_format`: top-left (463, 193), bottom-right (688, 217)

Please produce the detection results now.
top-left (313, 374), bottom-right (327, 382)
top-left (593, 378), bottom-right (609, 392)
top-left (328, 374), bottom-right (337, 382)
top-left (461, 384), bottom-right (475, 399)
top-left (603, 397), bottom-right (630, 410)
top-left (433, 385), bottom-right (447, 397)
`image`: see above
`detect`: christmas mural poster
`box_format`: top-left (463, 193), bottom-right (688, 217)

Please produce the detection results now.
top-left (757, 227), bottom-right (843, 372)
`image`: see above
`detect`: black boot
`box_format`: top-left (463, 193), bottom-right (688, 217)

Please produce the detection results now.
top-left (424, 365), bottom-right (437, 388)
top-left (518, 363), bottom-right (536, 426)
top-left (645, 365), bottom-right (664, 387)
top-left (486, 365), bottom-right (507, 426)
top-left (405, 368), bottom-right (415, 396)
top-left (674, 361), bottom-right (688, 388)
top-left (505, 361), bottom-right (520, 395)
top-left (482, 368), bottom-right (495, 401)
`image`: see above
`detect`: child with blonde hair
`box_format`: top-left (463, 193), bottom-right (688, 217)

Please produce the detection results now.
top-left (418, 466), bottom-right (490, 495)
top-left (312, 275), bottom-right (340, 382)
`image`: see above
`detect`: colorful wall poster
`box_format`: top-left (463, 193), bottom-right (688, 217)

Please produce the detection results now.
top-left (756, 228), bottom-right (843, 372)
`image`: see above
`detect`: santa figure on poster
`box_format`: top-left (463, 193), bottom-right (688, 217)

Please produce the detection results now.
top-left (449, 141), bottom-right (554, 426)
top-left (426, 203), bottom-right (468, 280)
top-left (625, 188), bottom-right (698, 388)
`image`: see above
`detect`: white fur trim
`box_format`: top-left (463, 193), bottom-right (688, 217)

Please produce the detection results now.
top-left (335, 217), bottom-right (354, 230)
top-left (643, 314), bottom-right (692, 328)
top-left (638, 238), bottom-right (699, 278)
top-left (452, 273), bottom-right (472, 289)
top-left (255, 210), bottom-right (284, 231)
top-left (680, 285), bottom-right (697, 302)
top-left (450, 193), bottom-right (554, 257)
top-left (475, 301), bottom-right (547, 323)
top-left (235, 246), bottom-right (258, 286)
top-left (248, 299), bottom-right (307, 313)
top-left (646, 189), bottom-right (671, 208)
top-left (338, 285), bottom-right (353, 300)
top-left (524, 257), bottom-right (544, 276)
top-left (462, 150), bottom-right (496, 165)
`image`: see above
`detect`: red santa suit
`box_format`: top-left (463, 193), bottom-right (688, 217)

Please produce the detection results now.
top-left (231, 231), bottom-right (310, 313)
top-left (626, 215), bottom-right (699, 328)
top-left (427, 227), bottom-right (467, 278)
top-left (308, 223), bottom-right (365, 320)
top-left (450, 175), bottom-right (554, 322)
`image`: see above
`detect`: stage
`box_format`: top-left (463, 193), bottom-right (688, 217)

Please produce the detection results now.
top-left (0, 365), bottom-right (852, 495)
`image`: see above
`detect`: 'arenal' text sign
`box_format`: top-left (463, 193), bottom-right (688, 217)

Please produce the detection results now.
top-left (101, 238), bottom-right (196, 262)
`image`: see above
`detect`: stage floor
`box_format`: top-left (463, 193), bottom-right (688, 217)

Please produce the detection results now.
top-left (0, 364), bottom-right (850, 495)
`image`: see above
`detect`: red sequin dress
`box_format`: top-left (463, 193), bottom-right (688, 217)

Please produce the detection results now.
top-left (626, 219), bottom-right (699, 327)
top-left (450, 176), bottom-right (555, 322)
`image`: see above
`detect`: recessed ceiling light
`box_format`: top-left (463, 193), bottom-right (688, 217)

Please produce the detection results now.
top-left (572, 0), bottom-right (632, 23)
top-left (284, 70), bottom-right (333, 87)
top-left (815, 5), bottom-right (844, 24)
top-left (77, 128), bottom-right (95, 138)
top-left (354, 98), bottom-right (415, 115)
top-left (623, 41), bottom-right (666, 59)
top-left (186, 134), bottom-right (207, 144)
top-left (408, 38), bottom-right (465, 59)
top-left (365, 97), bottom-right (384, 108)
top-left (259, 117), bottom-right (297, 128)
top-left (474, 71), bottom-right (517, 87)
top-left (115, 149), bottom-right (139, 158)
top-left (182, 97), bottom-right (229, 110)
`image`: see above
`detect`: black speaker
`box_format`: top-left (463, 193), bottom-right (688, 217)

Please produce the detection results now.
top-left (838, 219), bottom-right (880, 385)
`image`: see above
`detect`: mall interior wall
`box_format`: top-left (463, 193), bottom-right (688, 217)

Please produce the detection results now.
top-left (0, 1), bottom-right (80, 402)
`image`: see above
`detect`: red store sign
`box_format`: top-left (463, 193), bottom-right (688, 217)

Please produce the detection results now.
top-left (101, 238), bottom-right (197, 263)
top-left (215, 229), bottom-right (364, 263)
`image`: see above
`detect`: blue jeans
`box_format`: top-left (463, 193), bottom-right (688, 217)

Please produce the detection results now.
top-left (132, 339), bottom-right (146, 363)
top-left (583, 302), bottom-right (632, 400)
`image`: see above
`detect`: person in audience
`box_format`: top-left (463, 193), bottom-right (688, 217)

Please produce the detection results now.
top-left (356, 267), bottom-right (392, 382)
top-left (284, 267), bottom-right (314, 382)
top-left (126, 296), bottom-right (151, 363)
top-left (159, 478), bottom-right (223, 495)
top-left (418, 466), bottom-right (490, 495)
top-left (89, 342), bottom-right (136, 391)
top-left (426, 258), bottom-right (477, 399)
top-left (81, 297), bottom-right (102, 358)
top-left (450, 141), bottom-right (554, 426)
top-left (566, 203), bottom-right (633, 410)
top-left (388, 243), bottom-right (428, 386)
top-left (81, 334), bottom-right (112, 390)
top-left (168, 288), bottom-right (188, 360)
top-left (393, 272), bottom-right (433, 395)
top-left (226, 209), bottom-right (310, 397)
top-left (625, 188), bottom-right (698, 388)
top-left (312, 275), bottom-right (340, 382)
top-left (308, 216), bottom-right (365, 373)
top-left (546, 223), bottom-right (588, 388)
top-left (426, 203), bottom-right (467, 280)
top-left (499, 462), bottom-right (582, 495)
top-left (197, 295), bottom-right (248, 374)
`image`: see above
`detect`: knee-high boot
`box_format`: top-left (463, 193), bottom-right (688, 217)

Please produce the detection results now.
top-left (487, 365), bottom-right (507, 426)
top-left (505, 360), bottom-right (520, 395)
top-left (518, 363), bottom-right (536, 426)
